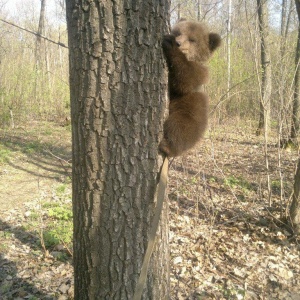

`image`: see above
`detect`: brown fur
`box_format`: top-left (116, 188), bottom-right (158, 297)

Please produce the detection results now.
top-left (159, 20), bottom-right (221, 157)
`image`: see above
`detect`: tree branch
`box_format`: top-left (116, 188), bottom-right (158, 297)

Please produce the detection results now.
top-left (0, 18), bottom-right (68, 49)
top-left (210, 74), bottom-right (256, 115)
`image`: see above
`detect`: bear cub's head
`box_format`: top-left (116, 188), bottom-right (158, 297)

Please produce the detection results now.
top-left (172, 19), bottom-right (221, 63)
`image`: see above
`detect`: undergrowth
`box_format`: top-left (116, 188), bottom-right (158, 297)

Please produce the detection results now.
top-left (25, 183), bottom-right (73, 258)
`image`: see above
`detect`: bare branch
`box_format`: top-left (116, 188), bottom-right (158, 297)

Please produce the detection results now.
top-left (210, 74), bottom-right (256, 115)
top-left (0, 18), bottom-right (68, 49)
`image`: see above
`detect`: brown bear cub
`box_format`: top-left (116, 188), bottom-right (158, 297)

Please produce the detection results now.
top-left (159, 19), bottom-right (221, 157)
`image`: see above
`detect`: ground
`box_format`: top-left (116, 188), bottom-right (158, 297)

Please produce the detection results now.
top-left (0, 120), bottom-right (299, 300)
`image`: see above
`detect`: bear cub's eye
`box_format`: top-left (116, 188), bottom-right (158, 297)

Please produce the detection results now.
top-left (189, 38), bottom-right (196, 43)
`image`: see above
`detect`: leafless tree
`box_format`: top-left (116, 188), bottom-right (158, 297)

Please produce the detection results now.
top-left (256, 0), bottom-right (272, 136)
top-left (290, 0), bottom-right (300, 142)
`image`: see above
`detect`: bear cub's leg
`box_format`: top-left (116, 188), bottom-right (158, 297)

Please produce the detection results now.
top-left (159, 92), bottom-right (208, 157)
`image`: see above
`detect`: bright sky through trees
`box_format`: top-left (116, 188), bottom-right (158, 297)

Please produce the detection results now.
top-left (3, 0), bottom-right (65, 26)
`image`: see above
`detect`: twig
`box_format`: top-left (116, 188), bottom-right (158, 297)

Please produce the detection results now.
top-left (210, 74), bottom-right (256, 115)
top-left (60, 239), bottom-right (73, 257)
top-left (0, 18), bottom-right (68, 49)
top-left (44, 149), bottom-right (72, 179)
top-left (45, 149), bottom-right (71, 166)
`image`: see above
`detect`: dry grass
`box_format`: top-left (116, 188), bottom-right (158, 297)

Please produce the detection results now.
top-left (168, 120), bottom-right (299, 299)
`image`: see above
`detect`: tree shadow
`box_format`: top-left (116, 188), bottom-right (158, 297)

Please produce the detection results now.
top-left (0, 129), bottom-right (72, 180)
top-left (0, 219), bottom-right (40, 249)
top-left (0, 218), bottom-right (73, 299)
top-left (0, 254), bottom-right (56, 299)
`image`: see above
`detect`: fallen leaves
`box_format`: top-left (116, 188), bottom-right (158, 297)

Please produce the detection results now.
top-left (168, 127), bottom-right (300, 299)
top-left (1, 123), bottom-right (300, 300)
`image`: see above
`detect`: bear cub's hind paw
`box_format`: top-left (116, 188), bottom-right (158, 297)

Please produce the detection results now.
top-left (159, 138), bottom-right (172, 157)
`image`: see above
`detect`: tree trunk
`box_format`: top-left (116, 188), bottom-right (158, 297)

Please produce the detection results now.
top-left (177, 3), bottom-right (181, 20)
top-left (291, 0), bottom-right (300, 141)
top-left (290, 158), bottom-right (300, 234)
top-left (281, 0), bottom-right (287, 42)
top-left (197, 0), bottom-right (202, 21)
top-left (35, 0), bottom-right (46, 110)
top-left (279, 0), bottom-right (292, 147)
top-left (227, 0), bottom-right (232, 99)
top-left (36, 0), bottom-right (46, 66)
top-left (66, 1), bottom-right (170, 299)
top-left (256, 0), bottom-right (272, 136)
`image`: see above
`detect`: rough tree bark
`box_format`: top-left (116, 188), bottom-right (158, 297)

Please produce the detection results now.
top-left (35, 0), bottom-right (46, 107)
top-left (291, 0), bottom-right (300, 141)
top-left (35, 0), bottom-right (46, 66)
top-left (66, 0), bottom-right (170, 299)
top-left (227, 0), bottom-right (232, 99)
top-left (290, 158), bottom-right (300, 234)
top-left (256, 0), bottom-right (272, 136)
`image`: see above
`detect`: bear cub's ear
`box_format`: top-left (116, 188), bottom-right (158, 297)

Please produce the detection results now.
top-left (209, 33), bottom-right (221, 52)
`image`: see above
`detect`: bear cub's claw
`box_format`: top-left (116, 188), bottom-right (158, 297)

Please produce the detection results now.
top-left (162, 34), bottom-right (177, 51)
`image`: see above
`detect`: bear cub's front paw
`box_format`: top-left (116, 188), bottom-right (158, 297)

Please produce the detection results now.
top-left (162, 34), bottom-right (177, 51)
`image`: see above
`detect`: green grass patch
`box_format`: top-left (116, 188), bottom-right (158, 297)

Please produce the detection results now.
top-left (55, 183), bottom-right (68, 196)
top-left (24, 141), bottom-right (43, 154)
top-left (0, 145), bottom-right (11, 163)
top-left (0, 231), bottom-right (13, 239)
top-left (24, 186), bottom-right (73, 252)
top-left (48, 205), bottom-right (72, 221)
top-left (271, 180), bottom-right (286, 194)
top-left (40, 201), bottom-right (73, 249)
top-left (28, 211), bottom-right (40, 221)
top-left (224, 175), bottom-right (253, 193)
top-left (42, 220), bottom-right (73, 248)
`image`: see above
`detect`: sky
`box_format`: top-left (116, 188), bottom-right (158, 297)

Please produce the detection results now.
top-left (3, 0), bottom-right (66, 25)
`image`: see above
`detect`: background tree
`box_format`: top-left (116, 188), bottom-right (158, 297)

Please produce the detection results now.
top-left (197, 0), bottom-right (202, 21)
top-left (278, 0), bottom-right (292, 146)
top-left (35, 0), bottom-right (47, 110)
top-left (35, 0), bottom-right (46, 71)
top-left (227, 0), bottom-right (232, 100)
top-left (66, 0), bottom-right (170, 298)
top-left (256, 0), bottom-right (272, 136)
top-left (290, 0), bottom-right (300, 142)
top-left (290, 157), bottom-right (300, 234)
top-left (0, 0), bottom-right (69, 126)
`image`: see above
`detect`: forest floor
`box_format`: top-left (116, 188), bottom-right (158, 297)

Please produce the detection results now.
top-left (0, 120), bottom-right (299, 300)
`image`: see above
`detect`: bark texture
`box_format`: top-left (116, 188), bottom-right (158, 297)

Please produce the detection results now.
top-left (256, 0), bottom-right (272, 135)
top-left (36, 0), bottom-right (46, 64)
top-left (66, 0), bottom-right (170, 299)
top-left (291, 0), bottom-right (300, 140)
top-left (290, 158), bottom-right (300, 234)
